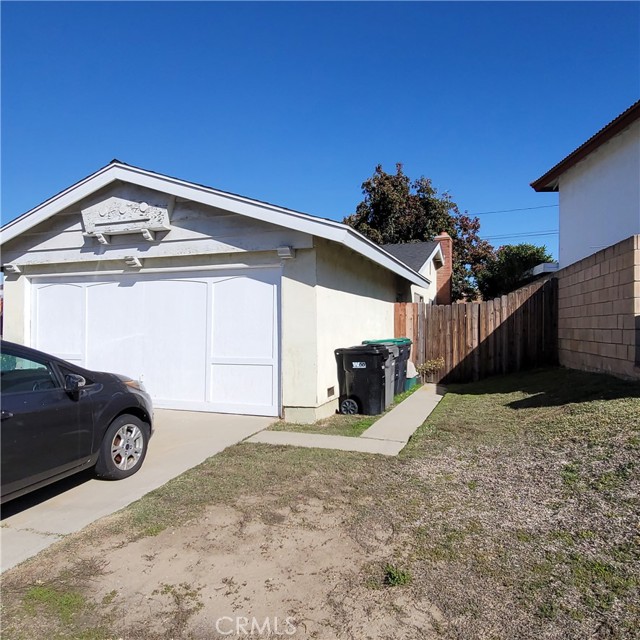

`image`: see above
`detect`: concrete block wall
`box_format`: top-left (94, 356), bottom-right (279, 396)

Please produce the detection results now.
top-left (556, 235), bottom-right (640, 380)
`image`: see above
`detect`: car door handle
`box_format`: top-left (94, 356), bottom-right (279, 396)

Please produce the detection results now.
top-left (1, 410), bottom-right (14, 421)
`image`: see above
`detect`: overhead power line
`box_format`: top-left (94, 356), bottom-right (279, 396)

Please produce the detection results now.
top-left (482, 230), bottom-right (559, 241)
top-left (470, 204), bottom-right (558, 216)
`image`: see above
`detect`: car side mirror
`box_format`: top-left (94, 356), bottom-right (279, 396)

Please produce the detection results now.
top-left (65, 374), bottom-right (86, 399)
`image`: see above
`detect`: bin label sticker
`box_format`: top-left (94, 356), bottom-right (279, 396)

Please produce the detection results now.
top-left (352, 361), bottom-right (366, 368)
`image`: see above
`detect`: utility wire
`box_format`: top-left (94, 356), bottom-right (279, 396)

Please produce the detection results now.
top-left (470, 204), bottom-right (558, 216)
top-left (482, 230), bottom-right (558, 241)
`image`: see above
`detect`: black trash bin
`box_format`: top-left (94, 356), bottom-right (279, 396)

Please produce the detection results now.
top-left (363, 338), bottom-right (413, 395)
top-left (334, 344), bottom-right (390, 415)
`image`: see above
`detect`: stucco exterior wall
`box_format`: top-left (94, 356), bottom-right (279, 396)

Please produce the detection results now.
top-left (556, 234), bottom-right (639, 380)
top-left (559, 120), bottom-right (640, 268)
top-left (280, 248), bottom-right (319, 421)
top-left (411, 258), bottom-right (438, 303)
top-left (2, 276), bottom-right (29, 343)
top-left (311, 239), bottom-right (408, 420)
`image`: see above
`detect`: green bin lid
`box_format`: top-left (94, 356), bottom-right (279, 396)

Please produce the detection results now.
top-left (363, 338), bottom-right (412, 346)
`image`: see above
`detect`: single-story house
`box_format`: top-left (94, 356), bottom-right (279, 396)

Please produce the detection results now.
top-left (531, 99), bottom-right (640, 268)
top-left (0, 161), bottom-right (435, 422)
top-left (382, 233), bottom-right (453, 304)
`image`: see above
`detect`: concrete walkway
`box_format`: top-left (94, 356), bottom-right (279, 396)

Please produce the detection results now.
top-left (247, 384), bottom-right (444, 455)
top-left (1, 410), bottom-right (271, 573)
top-left (248, 430), bottom-right (406, 456)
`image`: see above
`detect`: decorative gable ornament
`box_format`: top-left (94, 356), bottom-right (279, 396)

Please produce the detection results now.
top-left (81, 195), bottom-right (173, 243)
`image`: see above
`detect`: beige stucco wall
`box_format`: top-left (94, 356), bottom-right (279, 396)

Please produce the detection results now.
top-left (411, 258), bottom-right (438, 303)
top-left (280, 248), bottom-right (319, 421)
top-left (2, 275), bottom-right (29, 343)
top-left (310, 239), bottom-right (408, 420)
top-left (556, 234), bottom-right (640, 379)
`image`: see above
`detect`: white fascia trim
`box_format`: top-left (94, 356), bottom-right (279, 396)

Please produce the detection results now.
top-left (342, 229), bottom-right (431, 287)
top-left (417, 244), bottom-right (444, 273)
top-left (1, 163), bottom-right (431, 288)
top-left (25, 263), bottom-right (283, 279)
top-left (1, 165), bottom-right (116, 242)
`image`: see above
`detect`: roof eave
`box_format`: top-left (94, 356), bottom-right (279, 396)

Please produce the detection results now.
top-left (1, 164), bottom-right (119, 241)
top-left (343, 229), bottom-right (431, 288)
top-left (531, 178), bottom-right (560, 193)
top-left (530, 99), bottom-right (640, 192)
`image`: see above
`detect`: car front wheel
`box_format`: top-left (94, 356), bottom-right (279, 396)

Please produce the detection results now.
top-left (96, 415), bottom-right (149, 480)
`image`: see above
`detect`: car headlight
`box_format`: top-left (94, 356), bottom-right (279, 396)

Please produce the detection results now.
top-left (123, 379), bottom-right (146, 392)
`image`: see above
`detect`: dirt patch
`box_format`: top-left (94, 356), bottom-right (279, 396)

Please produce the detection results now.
top-left (4, 498), bottom-right (442, 639)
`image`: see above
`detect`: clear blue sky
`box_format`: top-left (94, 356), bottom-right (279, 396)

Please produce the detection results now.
top-left (2, 2), bottom-right (639, 259)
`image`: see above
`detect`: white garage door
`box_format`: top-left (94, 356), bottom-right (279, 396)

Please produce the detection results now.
top-left (31, 269), bottom-right (280, 416)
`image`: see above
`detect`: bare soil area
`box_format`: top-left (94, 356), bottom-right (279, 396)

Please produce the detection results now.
top-left (3, 491), bottom-right (443, 639)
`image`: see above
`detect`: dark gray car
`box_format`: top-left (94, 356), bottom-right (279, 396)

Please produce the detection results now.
top-left (1, 340), bottom-right (153, 503)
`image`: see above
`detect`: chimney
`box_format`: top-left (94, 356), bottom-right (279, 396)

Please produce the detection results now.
top-left (434, 231), bottom-right (453, 305)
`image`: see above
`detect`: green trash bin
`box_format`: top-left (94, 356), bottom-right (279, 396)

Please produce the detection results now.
top-left (363, 338), bottom-right (412, 395)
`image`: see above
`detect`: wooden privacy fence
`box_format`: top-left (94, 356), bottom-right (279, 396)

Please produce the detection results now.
top-left (395, 278), bottom-right (558, 383)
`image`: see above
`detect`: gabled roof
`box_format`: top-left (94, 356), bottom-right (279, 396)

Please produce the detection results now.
top-left (382, 241), bottom-right (442, 273)
top-left (531, 100), bottom-right (640, 192)
top-left (0, 161), bottom-right (430, 287)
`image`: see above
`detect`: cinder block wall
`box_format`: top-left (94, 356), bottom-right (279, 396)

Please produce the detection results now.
top-left (556, 235), bottom-right (640, 380)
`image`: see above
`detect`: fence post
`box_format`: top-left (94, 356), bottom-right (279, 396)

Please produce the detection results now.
top-left (471, 303), bottom-right (480, 381)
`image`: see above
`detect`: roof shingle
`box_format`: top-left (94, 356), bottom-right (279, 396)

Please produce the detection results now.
top-left (381, 241), bottom-right (440, 272)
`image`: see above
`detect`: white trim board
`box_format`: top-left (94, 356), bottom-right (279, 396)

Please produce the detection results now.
top-left (419, 244), bottom-right (445, 272)
top-left (1, 161), bottom-right (431, 288)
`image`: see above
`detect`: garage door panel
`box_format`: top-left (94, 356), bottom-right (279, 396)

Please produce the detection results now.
top-left (210, 363), bottom-right (275, 411)
top-left (34, 284), bottom-right (85, 363)
top-left (212, 276), bottom-right (276, 360)
top-left (142, 279), bottom-right (208, 403)
top-left (85, 283), bottom-right (145, 381)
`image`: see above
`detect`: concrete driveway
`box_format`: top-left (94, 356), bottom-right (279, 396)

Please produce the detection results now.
top-left (0, 410), bottom-right (272, 573)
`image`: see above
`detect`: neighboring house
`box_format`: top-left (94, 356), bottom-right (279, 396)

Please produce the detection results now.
top-left (531, 100), bottom-right (640, 268)
top-left (382, 232), bottom-right (453, 304)
top-left (0, 161), bottom-right (434, 422)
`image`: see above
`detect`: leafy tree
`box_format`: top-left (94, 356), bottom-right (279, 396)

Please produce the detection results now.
top-left (475, 243), bottom-right (554, 300)
top-left (344, 163), bottom-right (494, 300)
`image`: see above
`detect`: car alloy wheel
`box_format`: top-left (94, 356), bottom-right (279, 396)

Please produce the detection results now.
top-left (111, 423), bottom-right (145, 470)
top-left (96, 414), bottom-right (150, 480)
